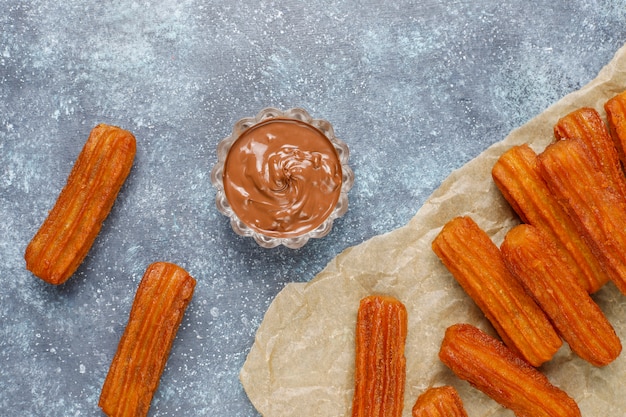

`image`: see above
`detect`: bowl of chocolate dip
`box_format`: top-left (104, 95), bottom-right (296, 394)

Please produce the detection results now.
top-left (211, 107), bottom-right (353, 248)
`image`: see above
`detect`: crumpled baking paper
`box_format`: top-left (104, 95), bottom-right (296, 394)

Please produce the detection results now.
top-left (240, 43), bottom-right (626, 416)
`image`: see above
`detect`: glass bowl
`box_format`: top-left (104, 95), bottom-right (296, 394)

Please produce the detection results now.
top-left (211, 107), bottom-right (353, 249)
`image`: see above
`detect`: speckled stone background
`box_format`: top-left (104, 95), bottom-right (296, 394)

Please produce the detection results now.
top-left (1, 1), bottom-right (626, 416)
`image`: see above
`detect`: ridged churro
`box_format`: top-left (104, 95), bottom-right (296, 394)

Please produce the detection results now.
top-left (501, 224), bottom-right (621, 366)
top-left (351, 295), bottom-right (407, 417)
top-left (554, 107), bottom-right (626, 198)
top-left (99, 262), bottom-right (196, 417)
top-left (439, 323), bottom-right (581, 417)
top-left (25, 124), bottom-right (136, 285)
top-left (411, 386), bottom-right (468, 417)
top-left (432, 216), bottom-right (561, 366)
top-left (492, 144), bottom-right (609, 293)
top-left (539, 138), bottom-right (626, 295)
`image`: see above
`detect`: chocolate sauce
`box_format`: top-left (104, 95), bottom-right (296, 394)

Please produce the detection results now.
top-left (223, 118), bottom-right (342, 238)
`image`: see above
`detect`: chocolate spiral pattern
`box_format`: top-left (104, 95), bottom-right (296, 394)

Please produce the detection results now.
top-left (223, 119), bottom-right (342, 237)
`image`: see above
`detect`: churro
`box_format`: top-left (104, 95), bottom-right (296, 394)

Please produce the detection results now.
top-left (432, 216), bottom-right (561, 366)
top-left (351, 295), bottom-right (407, 417)
top-left (25, 124), bottom-right (136, 285)
top-left (439, 323), bottom-right (581, 417)
top-left (99, 262), bottom-right (196, 417)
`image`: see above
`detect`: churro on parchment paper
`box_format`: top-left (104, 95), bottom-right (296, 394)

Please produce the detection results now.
top-left (240, 43), bottom-right (626, 417)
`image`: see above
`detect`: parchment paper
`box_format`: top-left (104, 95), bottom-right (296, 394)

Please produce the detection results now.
top-left (240, 43), bottom-right (626, 417)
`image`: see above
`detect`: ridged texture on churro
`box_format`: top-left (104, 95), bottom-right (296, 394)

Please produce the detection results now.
top-left (351, 295), bottom-right (407, 417)
top-left (411, 386), bottom-right (468, 417)
top-left (605, 91), bottom-right (626, 167)
top-left (439, 324), bottom-right (581, 417)
top-left (25, 124), bottom-right (136, 285)
top-left (539, 138), bottom-right (626, 295)
top-left (501, 224), bottom-right (622, 366)
top-left (432, 216), bottom-right (561, 367)
top-left (554, 107), bottom-right (626, 198)
top-left (99, 262), bottom-right (196, 417)
top-left (492, 144), bottom-right (609, 293)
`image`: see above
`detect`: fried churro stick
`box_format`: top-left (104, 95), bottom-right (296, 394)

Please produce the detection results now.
top-left (539, 138), bottom-right (626, 295)
top-left (432, 216), bottom-right (561, 367)
top-left (492, 144), bottom-right (609, 293)
top-left (605, 90), bottom-right (626, 168)
top-left (99, 262), bottom-right (196, 417)
top-left (24, 124), bottom-right (136, 285)
top-left (554, 107), bottom-right (626, 198)
top-left (439, 324), bottom-right (581, 417)
top-left (411, 386), bottom-right (468, 417)
top-left (501, 224), bottom-right (621, 366)
top-left (351, 295), bottom-right (407, 417)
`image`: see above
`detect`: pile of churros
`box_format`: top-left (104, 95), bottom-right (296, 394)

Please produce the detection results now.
top-left (349, 91), bottom-right (626, 417)
top-left (24, 124), bottom-right (195, 417)
top-left (434, 92), bottom-right (626, 414)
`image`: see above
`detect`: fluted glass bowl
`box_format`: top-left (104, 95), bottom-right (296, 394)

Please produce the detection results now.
top-left (211, 107), bottom-right (353, 249)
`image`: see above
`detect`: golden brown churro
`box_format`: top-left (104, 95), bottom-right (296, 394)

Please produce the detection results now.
top-left (432, 216), bottom-right (561, 366)
top-left (99, 262), bottom-right (196, 417)
top-left (554, 107), bottom-right (626, 198)
top-left (351, 295), bottom-right (407, 417)
top-left (411, 386), bottom-right (468, 417)
top-left (25, 124), bottom-right (136, 285)
top-left (539, 138), bottom-right (626, 295)
top-left (492, 144), bottom-right (609, 293)
top-left (501, 224), bottom-right (621, 366)
top-left (439, 323), bottom-right (581, 417)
